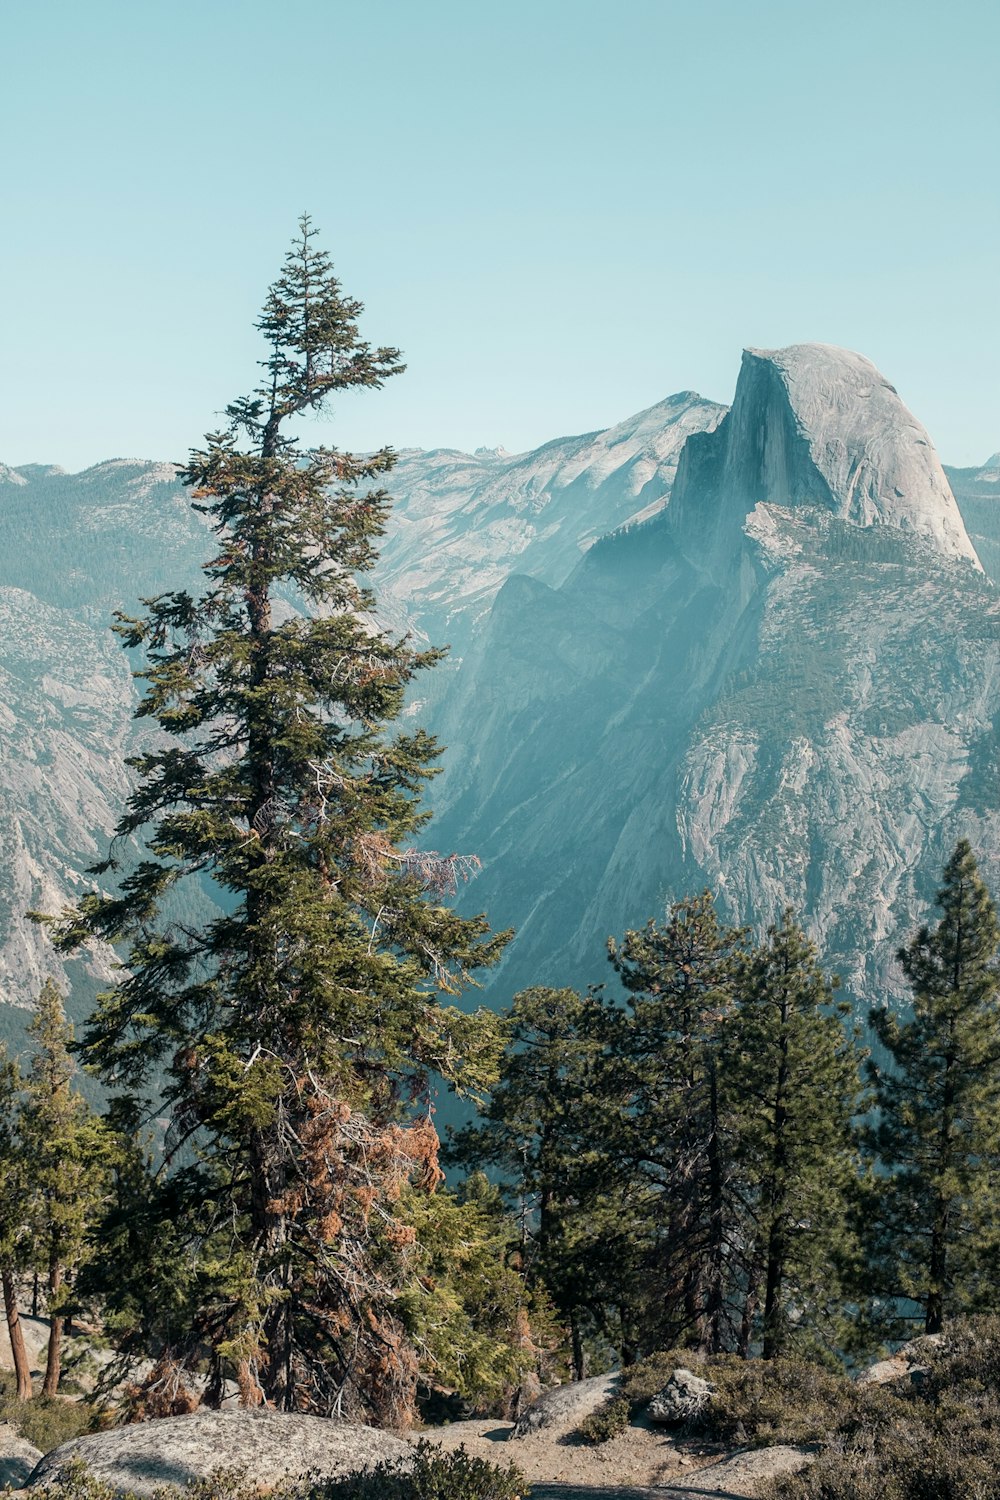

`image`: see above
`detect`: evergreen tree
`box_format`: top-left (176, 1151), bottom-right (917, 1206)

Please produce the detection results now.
top-left (0, 1045), bottom-right (32, 1400)
top-left (867, 840), bottom-right (1000, 1334)
top-left (399, 1171), bottom-right (552, 1414)
top-left (448, 986), bottom-right (619, 1379)
top-left (728, 910), bottom-right (862, 1359)
top-left (607, 892), bottom-right (748, 1354)
top-left (44, 218), bottom-right (508, 1422)
top-left (19, 980), bottom-right (111, 1396)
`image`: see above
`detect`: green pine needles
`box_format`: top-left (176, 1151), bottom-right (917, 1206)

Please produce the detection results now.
top-left (44, 218), bottom-right (509, 1421)
top-left (866, 839), bottom-right (1000, 1334)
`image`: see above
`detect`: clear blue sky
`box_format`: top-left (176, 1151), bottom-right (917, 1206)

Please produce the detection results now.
top-left (2, 0), bottom-right (997, 470)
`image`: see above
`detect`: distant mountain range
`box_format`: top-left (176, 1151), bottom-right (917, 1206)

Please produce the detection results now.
top-left (1, 347), bottom-right (998, 1037)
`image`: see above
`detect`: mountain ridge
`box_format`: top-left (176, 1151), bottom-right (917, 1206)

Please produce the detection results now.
top-left (1, 347), bottom-right (999, 1029)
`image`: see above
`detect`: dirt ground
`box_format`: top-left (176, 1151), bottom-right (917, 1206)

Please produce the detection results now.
top-left (424, 1418), bottom-right (809, 1498)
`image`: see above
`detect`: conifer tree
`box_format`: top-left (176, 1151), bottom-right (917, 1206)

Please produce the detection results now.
top-left (867, 840), bottom-right (1000, 1334)
top-left (448, 986), bottom-right (617, 1379)
top-left (399, 1171), bottom-right (550, 1413)
top-left (607, 892), bottom-right (748, 1353)
top-left (19, 979), bottom-right (111, 1396)
top-left (44, 219), bottom-right (508, 1421)
top-left (728, 911), bottom-right (862, 1359)
top-left (0, 1045), bottom-right (32, 1400)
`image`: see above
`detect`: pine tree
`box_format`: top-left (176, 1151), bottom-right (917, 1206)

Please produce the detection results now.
top-left (607, 892), bottom-right (748, 1354)
top-left (44, 218), bottom-right (508, 1421)
top-left (728, 910), bottom-right (862, 1359)
top-left (399, 1171), bottom-right (551, 1414)
top-left (19, 980), bottom-right (111, 1396)
top-left (0, 1045), bottom-right (32, 1400)
top-left (448, 986), bottom-right (618, 1379)
top-left (867, 840), bottom-right (1000, 1334)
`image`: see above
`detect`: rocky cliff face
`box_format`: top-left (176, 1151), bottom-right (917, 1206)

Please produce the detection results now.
top-left (427, 346), bottom-right (1000, 1013)
top-left (376, 391), bottom-right (727, 655)
top-left (0, 351), bottom-right (997, 1033)
top-left (0, 460), bottom-right (211, 1033)
top-left (0, 399), bottom-right (726, 1024)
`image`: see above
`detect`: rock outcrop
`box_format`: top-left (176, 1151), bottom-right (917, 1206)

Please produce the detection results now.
top-left (648, 1368), bottom-right (714, 1424)
top-left (511, 1372), bottom-right (621, 1439)
top-left (28, 1410), bottom-right (412, 1495)
top-left (426, 346), bottom-right (1000, 1018)
top-left (666, 343), bottom-right (979, 565)
top-left (0, 1422), bottom-right (43, 1489)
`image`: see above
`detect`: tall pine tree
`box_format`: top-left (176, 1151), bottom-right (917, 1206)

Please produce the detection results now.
top-left (607, 892), bottom-right (749, 1354)
top-left (728, 911), bottom-right (862, 1359)
top-left (448, 986), bottom-right (615, 1379)
top-left (19, 979), bottom-right (111, 1396)
top-left (867, 840), bottom-right (1000, 1334)
top-left (0, 1045), bottom-right (32, 1401)
top-left (45, 218), bottom-right (508, 1421)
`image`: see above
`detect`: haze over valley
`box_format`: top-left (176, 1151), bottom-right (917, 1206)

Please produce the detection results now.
top-left (2, 342), bottom-right (998, 1032)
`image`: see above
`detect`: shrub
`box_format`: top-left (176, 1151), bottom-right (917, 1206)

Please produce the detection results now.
top-left (33, 1447), bottom-right (525, 1500)
top-left (699, 1357), bottom-right (862, 1445)
top-left (307, 1444), bottom-right (523, 1500)
top-left (620, 1351), bottom-right (862, 1446)
top-left (0, 1370), bottom-right (97, 1452)
top-left (762, 1425), bottom-right (1000, 1500)
top-left (577, 1395), bottom-right (630, 1444)
top-left (759, 1318), bottom-right (1000, 1500)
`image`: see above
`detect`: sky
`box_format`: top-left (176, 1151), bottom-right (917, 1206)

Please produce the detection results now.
top-left (1, 0), bottom-right (997, 471)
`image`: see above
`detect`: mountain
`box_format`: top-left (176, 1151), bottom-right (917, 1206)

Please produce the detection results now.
top-left (426, 346), bottom-right (1000, 1013)
top-left (0, 398), bottom-right (726, 1024)
top-left (0, 353), bottom-right (997, 1035)
top-left (944, 452), bottom-right (1000, 580)
top-left (376, 392), bottom-right (727, 655)
top-left (0, 461), bottom-right (213, 1036)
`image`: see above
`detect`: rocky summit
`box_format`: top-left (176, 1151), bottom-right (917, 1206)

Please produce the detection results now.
top-left (426, 345), bottom-right (1000, 1013)
top-left (1, 345), bottom-right (998, 1033)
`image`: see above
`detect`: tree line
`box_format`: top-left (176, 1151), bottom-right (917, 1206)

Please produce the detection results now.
top-left (452, 844), bottom-right (1000, 1377)
top-left (5, 219), bottom-right (998, 1423)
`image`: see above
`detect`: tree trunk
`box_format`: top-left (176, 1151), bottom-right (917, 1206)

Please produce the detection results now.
top-left (927, 1045), bottom-right (956, 1336)
top-left (926, 1195), bottom-right (949, 1335)
top-left (618, 1305), bottom-right (637, 1367)
top-left (738, 1277), bottom-right (758, 1359)
top-left (704, 1060), bottom-right (726, 1354)
top-left (761, 1222), bottom-right (785, 1360)
top-left (570, 1312), bottom-right (585, 1382)
top-left (761, 1011), bottom-right (790, 1360)
top-left (42, 1260), bottom-right (62, 1398)
top-left (249, 1128), bottom-right (293, 1408)
top-left (2, 1269), bottom-right (32, 1401)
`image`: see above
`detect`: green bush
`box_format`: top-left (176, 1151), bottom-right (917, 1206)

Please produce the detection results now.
top-left (762, 1425), bottom-right (1000, 1500)
top-left (759, 1318), bottom-right (1000, 1500)
top-left (577, 1394), bottom-right (630, 1444)
top-left (620, 1351), bottom-right (863, 1446)
top-left (0, 1371), bottom-right (97, 1452)
top-left (698, 1357), bottom-right (863, 1446)
top-left (308, 1443), bottom-right (524, 1500)
top-left (35, 1447), bottom-right (525, 1500)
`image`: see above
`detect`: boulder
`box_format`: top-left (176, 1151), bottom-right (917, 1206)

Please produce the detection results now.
top-left (647, 1367), bottom-right (714, 1424)
top-left (664, 1444), bottom-right (814, 1495)
top-left (857, 1334), bottom-right (945, 1389)
top-left (28, 1409), bottom-right (412, 1496)
top-left (0, 1421), bottom-right (43, 1488)
top-left (510, 1372), bottom-right (620, 1439)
